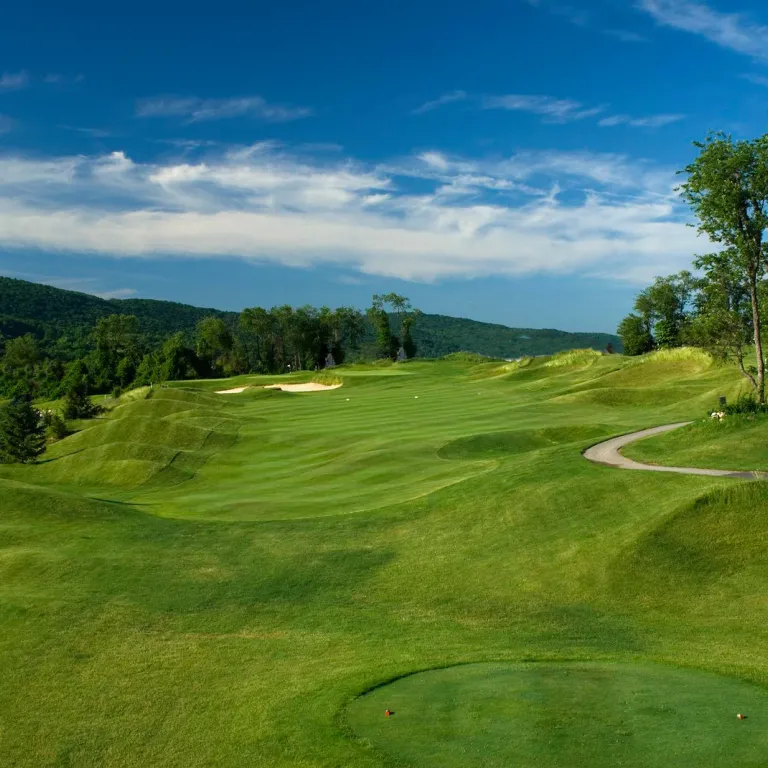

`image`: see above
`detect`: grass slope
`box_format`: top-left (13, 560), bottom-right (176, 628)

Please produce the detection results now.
top-left (2, 351), bottom-right (768, 766)
top-left (624, 415), bottom-right (768, 471)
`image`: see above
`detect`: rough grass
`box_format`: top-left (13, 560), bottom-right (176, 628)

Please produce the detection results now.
top-left (2, 351), bottom-right (768, 766)
top-left (543, 348), bottom-right (603, 368)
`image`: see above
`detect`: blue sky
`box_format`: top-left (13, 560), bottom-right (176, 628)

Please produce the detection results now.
top-left (2, 0), bottom-right (768, 332)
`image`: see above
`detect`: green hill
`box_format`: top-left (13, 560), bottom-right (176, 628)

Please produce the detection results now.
top-left (2, 352), bottom-right (766, 766)
top-left (0, 276), bottom-right (621, 358)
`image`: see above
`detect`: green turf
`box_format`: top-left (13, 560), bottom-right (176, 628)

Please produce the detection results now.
top-left (3, 351), bottom-right (768, 766)
top-left (348, 661), bottom-right (768, 767)
top-left (623, 415), bottom-right (768, 471)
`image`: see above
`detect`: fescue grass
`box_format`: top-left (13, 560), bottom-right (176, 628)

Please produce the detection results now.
top-left (2, 351), bottom-right (768, 765)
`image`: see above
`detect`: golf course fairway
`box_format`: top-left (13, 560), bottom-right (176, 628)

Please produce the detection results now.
top-left (2, 349), bottom-right (768, 766)
top-left (348, 662), bottom-right (768, 767)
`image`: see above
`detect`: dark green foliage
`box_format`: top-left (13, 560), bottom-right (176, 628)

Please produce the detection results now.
top-left (0, 394), bottom-right (46, 463)
top-left (723, 393), bottom-right (767, 415)
top-left (43, 411), bottom-right (70, 441)
top-left (62, 376), bottom-right (100, 420)
top-left (617, 314), bottom-right (654, 356)
top-left (0, 277), bottom-right (622, 396)
top-left (679, 132), bottom-right (768, 402)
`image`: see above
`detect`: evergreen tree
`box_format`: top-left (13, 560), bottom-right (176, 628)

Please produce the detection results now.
top-left (0, 394), bottom-right (46, 464)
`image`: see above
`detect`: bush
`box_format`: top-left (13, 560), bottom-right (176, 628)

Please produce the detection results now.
top-left (62, 387), bottom-right (101, 420)
top-left (45, 412), bottom-right (70, 441)
top-left (723, 393), bottom-right (767, 416)
top-left (0, 395), bottom-right (46, 464)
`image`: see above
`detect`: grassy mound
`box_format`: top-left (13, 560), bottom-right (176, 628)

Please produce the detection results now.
top-left (439, 425), bottom-right (610, 459)
top-left (623, 416), bottom-right (768, 471)
top-left (348, 661), bottom-right (768, 768)
top-left (613, 483), bottom-right (768, 602)
top-left (553, 386), bottom-right (704, 407)
top-left (0, 389), bottom-right (241, 491)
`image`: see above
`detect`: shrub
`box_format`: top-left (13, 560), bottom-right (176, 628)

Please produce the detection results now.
top-left (62, 387), bottom-right (101, 420)
top-left (45, 412), bottom-right (70, 441)
top-left (723, 393), bottom-right (767, 416)
top-left (0, 395), bottom-right (46, 464)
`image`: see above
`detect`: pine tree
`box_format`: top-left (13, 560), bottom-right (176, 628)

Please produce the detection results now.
top-left (0, 394), bottom-right (46, 464)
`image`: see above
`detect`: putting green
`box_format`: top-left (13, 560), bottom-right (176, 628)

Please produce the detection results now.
top-left (348, 662), bottom-right (768, 767)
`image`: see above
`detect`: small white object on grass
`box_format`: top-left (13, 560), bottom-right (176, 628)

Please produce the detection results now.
top-left (414, 395), bottom-right (419, 399)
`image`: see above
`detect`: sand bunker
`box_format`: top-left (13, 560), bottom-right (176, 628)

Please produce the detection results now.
top-left (264, 383), bottom-right (342, 393)
top-left (216, 386), bottom-right (249, 395)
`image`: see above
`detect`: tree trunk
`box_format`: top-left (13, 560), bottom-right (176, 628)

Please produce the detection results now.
top-left (749, 272), bottom-right (766, 403)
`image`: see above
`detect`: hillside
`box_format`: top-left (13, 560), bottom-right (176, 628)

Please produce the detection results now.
top-left (0, 276), bottom-right (621, 358)
top-left (1, 352), bottom-right (765, 767)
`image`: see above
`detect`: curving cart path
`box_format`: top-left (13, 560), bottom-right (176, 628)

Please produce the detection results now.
top-left (583, 422), bottom-right (768, 480)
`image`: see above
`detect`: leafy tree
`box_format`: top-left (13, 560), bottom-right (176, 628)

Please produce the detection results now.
top-left (91, 314), bottom-right (142, 390)
top-left (688, 250), bottom-right (756, 385)
top-left (630, 273), bottom-right (694, 349)
top-left (0, 394), bottom-right (45, 464)
top-left (679, 132), bottom-right (768, 401)
top-left (617, 314), bottom-right (654, 356)
top-left (2, 334), bottom-right (41, 370)
top-left (61, 363), bottom-right (99, 420)
top-left (196, 316), bottom-right (234, 375)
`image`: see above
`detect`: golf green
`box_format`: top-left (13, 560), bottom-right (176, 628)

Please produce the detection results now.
top-left (348, 662), bottom-right (768, 767)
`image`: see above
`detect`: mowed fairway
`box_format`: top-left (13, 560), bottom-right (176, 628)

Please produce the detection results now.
top-left (3, 351), bottom-right (768, 766)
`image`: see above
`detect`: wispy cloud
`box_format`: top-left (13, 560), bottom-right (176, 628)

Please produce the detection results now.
top-left (604, 28), bottom-right (648, 43)
top-left (136, 95), bottom-right (312, 123)
top-left (598, 113), bottom-right (685, 127)
top-left (742, 73), bottom-right (768, 87)
top-left (0, 116), bottom-right (13, 135)
top-left (483, 92), bottom-right (683, 129)
top-left (95, 287), bottom-right (137, 299)
top-left (637, 0), bottom-right (768, 59)
top-left (482, 94), bottom-right (603, 123)
top-left (44, 73), bottom-right (85, 85)
top-left (0, 71), bottom-right (29, 91)
top-left (524, 0), bottom-right (590, 27)
top-left (412, 90), bottom-right (468, 115)
top-left (59, 125), bottom-right (112, 138)
top-left (0, 143), bottom-right (700, 284)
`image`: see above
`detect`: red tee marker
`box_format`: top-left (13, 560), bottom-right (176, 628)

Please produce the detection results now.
top-left (737, 713), bottom-right (746, 720)
top-left (385, 709), bottom-right (392, 717)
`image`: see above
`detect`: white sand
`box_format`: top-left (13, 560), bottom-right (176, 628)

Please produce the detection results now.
top-left (264, 383), bottom-right (342, 393)
top-left (215, 386), bottom-right (249, 394)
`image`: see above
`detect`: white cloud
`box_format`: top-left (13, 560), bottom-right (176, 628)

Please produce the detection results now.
top-left (0, 71), bottom-right (29, 90)
top-left (482, 94), bottom-right (603, 122)
top-left (598, 113), bottom-right (685, 127)
top-left (412, 91), bottom-right (468, 115)
top-left (0, 144), bottom-right (703, 284)
top-left (136, 95), bottom-right (312, 123)
top-left (637, 0), bottom-right (768, 59)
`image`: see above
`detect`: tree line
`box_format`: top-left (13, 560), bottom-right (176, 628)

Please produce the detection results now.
top-left (618, 131), bottom-right (768, 403)
top-left (0, 294), bottom-right (420, 463)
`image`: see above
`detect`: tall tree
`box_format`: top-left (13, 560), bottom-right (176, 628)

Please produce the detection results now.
top-left (0, 394), bottom-right (45, 464)
top-left (679, 132), bottom-right (768, 402)
top-left (688, 250), bottom-right (756, 386)
top-left (617, 314), bottom-right (654, 356)
top-left (195, 316), bottom-right (234, 375)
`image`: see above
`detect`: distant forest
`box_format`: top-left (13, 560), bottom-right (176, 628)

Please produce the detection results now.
top-left (0, 277), bottom-right (620, 400)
